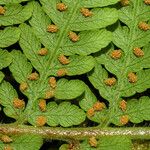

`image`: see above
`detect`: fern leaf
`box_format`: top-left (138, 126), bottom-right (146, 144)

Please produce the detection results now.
top-left (0, 49), bottom-right (12, 69)
top-left (28, 102), bottom-right (86, 127)
top-left (0, 2), bottom-right (33, 26)
top-left (0, 27), bottom-right (20, 48)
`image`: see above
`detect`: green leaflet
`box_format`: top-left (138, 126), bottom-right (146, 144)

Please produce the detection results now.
top-left (79, 84), bottom-right (97, 111)
top-left (0, 71), bottom-right (4, 83)
top-left (111, 96), bottom-right (150, 125)
top-left (0, 49), bottom-right (12, 69)
top-left (49, 55), bottom-right (95, 76)
top-left (9, 50), bottom-right (33, 83)
top-left (63, 0), bottom-right (120, 8)
top-left (80, 137), bottom-right (132, 150)
top-left (0, 2), bottom-right (33, 26)
top-left (19, 23), bottom-right (48, 73)
top-left (0, 81), bottom-right (23, 119)
top-left (80, 0), bottom-right (120, 8)
top-left (60, 137), bottom-right (132, 150)
top-left (0, 27), bottom-right (20, 48)
top-left (60, 29), bottom-right (112, 55)
top-left (96, 43), bottom-right (150, 77)
top-left (0, 135), bottom-right (43, 150)
top-left (0, 0), bottom-right (31, 4)
top-left (121, 69), bottom-right (150, 97)
top-left (55, 78), bottom-right (85, 100)
top-left (88, 62), bottom-right (117, 102)
top-left (28, 102), bottom-right (86, 127)
top-left (119, 1), bottom-right (150, 29)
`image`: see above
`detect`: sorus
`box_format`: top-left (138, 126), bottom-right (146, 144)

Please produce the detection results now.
top-left (68, 143), bottom-right (75, 150)
top-left (1, 135), bottom-right (12, 143)
top-left (4, 145), bottom-right (13, 150)
top-left (93, 102), bottom-right (106, 111)
top-left (120, 0), bottom-right (129, 6)
top-left (39, 99), bottom-right (46, 112)
top-left (13, 98), bottom-right (25, 109)
top-left (45, 90), bottom-right (54, 99)
top-left (68, 31), bottom-right (79, 42)
top-left (57, 69), bottom-right (67, 77)
top-left (38, 48), bottom-right (48, 56)
top-left (28, 72), bottom-right (39, 80)
top-left (104, 77), bottom-right (116, 86)
top-left (47, 24), bottom-right (58, 33)
top-left (138, 22), bottom-right (150, 31)
top-left (56, 3), bottom-right (67, 11)
top-left (144, 0), bottom-right (150, 5)
top-left (119, 100), bottom-right (127, 111)
top-left (58, 54), bottom-right (70, 65)
top-left (49, 77), bottom-right (57, 88)
top-left (0, 6), bottom-right (5, 15)
top-left (89, 137), bottom-right (97, 147)
top-left (87, 108), bottom-right (95, 117)
top-left (120, 115), bottom-right (129, 125)
top-left (80, 8), bottom-right (92, 17)
top-left (36, 116), bottom-right (46, 127)
top-left (133, 47), bottom-right (144, 57)
top-left (19, 82), bottom-right (28, 91)
top-left (128, 72), bottom-right (137, 83)
top-left (110, 50), bottom-right (122, 59)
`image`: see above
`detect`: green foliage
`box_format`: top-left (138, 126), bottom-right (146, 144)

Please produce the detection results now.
top-left (0, 135), bottom-right (43, 150)
top-left (29, 101), bottom-right (86, 127)
top-left (0, 0), bottom-right (150, 149)
top-left (0, 28), bottom-right (20, 48)
top-left (0, 81), bottom-right (23, 119)
top-left (60, 136), bottom-right (132, 150)
top-left (0, 2), bottom-right (33, 26)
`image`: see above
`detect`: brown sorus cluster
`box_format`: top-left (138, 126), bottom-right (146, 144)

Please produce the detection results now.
top-left (128, 72), bottom-right (137, 83)
top-left (93, 102), bottom-right (106, 111)
top-left (68, 31), bottom-right (79, 42)
top-left (110, 50), bottom-right (122, 59)
top-left (133, 47), bottom-right (144, 57)
top-left (1, 135), bottom-right (13, 143)
top-left (87, 107), bottom-right (95, 117)
top-left (4, 145), bottom-right (13, 150)
top-left (58, 54), bottom-right (70, 65)
top-left (57, 68), bottom-right (67, 77)
top-left (56, 3), bottom-right (67, 11)
top-left (45, 90), bottom-right (54, 99)
top-left (104, 77), bottom-right (116, 86)
top-left (49, 77), bottom-right (57, 88)
top-left (119, 100), bottom-right (127, 111)
top-left (120, 115), bottom-right (129, 125)
top-left (47, 24), bottom-right (58, 33)
top-left (68, 143), bottom-right (75, 150)
top-left (0, 6), bottom-right (5, 15)
top-left (89, 137), bottom-right (97, 147)
top-left (138, 22), bottom-right (150, 31)
top-left (36, 116), bottom-right (46, 126)
top-left (28, 72), bottom-right (39, 80)
top-left (144, 0), bottom-right (150, 5)
top-left (38, 48), bottom-right (48, 56)
top-left (120, 0), bottom-right (129, 6)
top-left (39, 99), bottom-right (46, 112)
top-left (19, 82), bottom-right (28, 91)
top-left (80, 8), bottom-right (92, 17)
top-left (13, 98), bottom-right (25, 109)
top-left (87, 101), bottom-right (106, 117)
